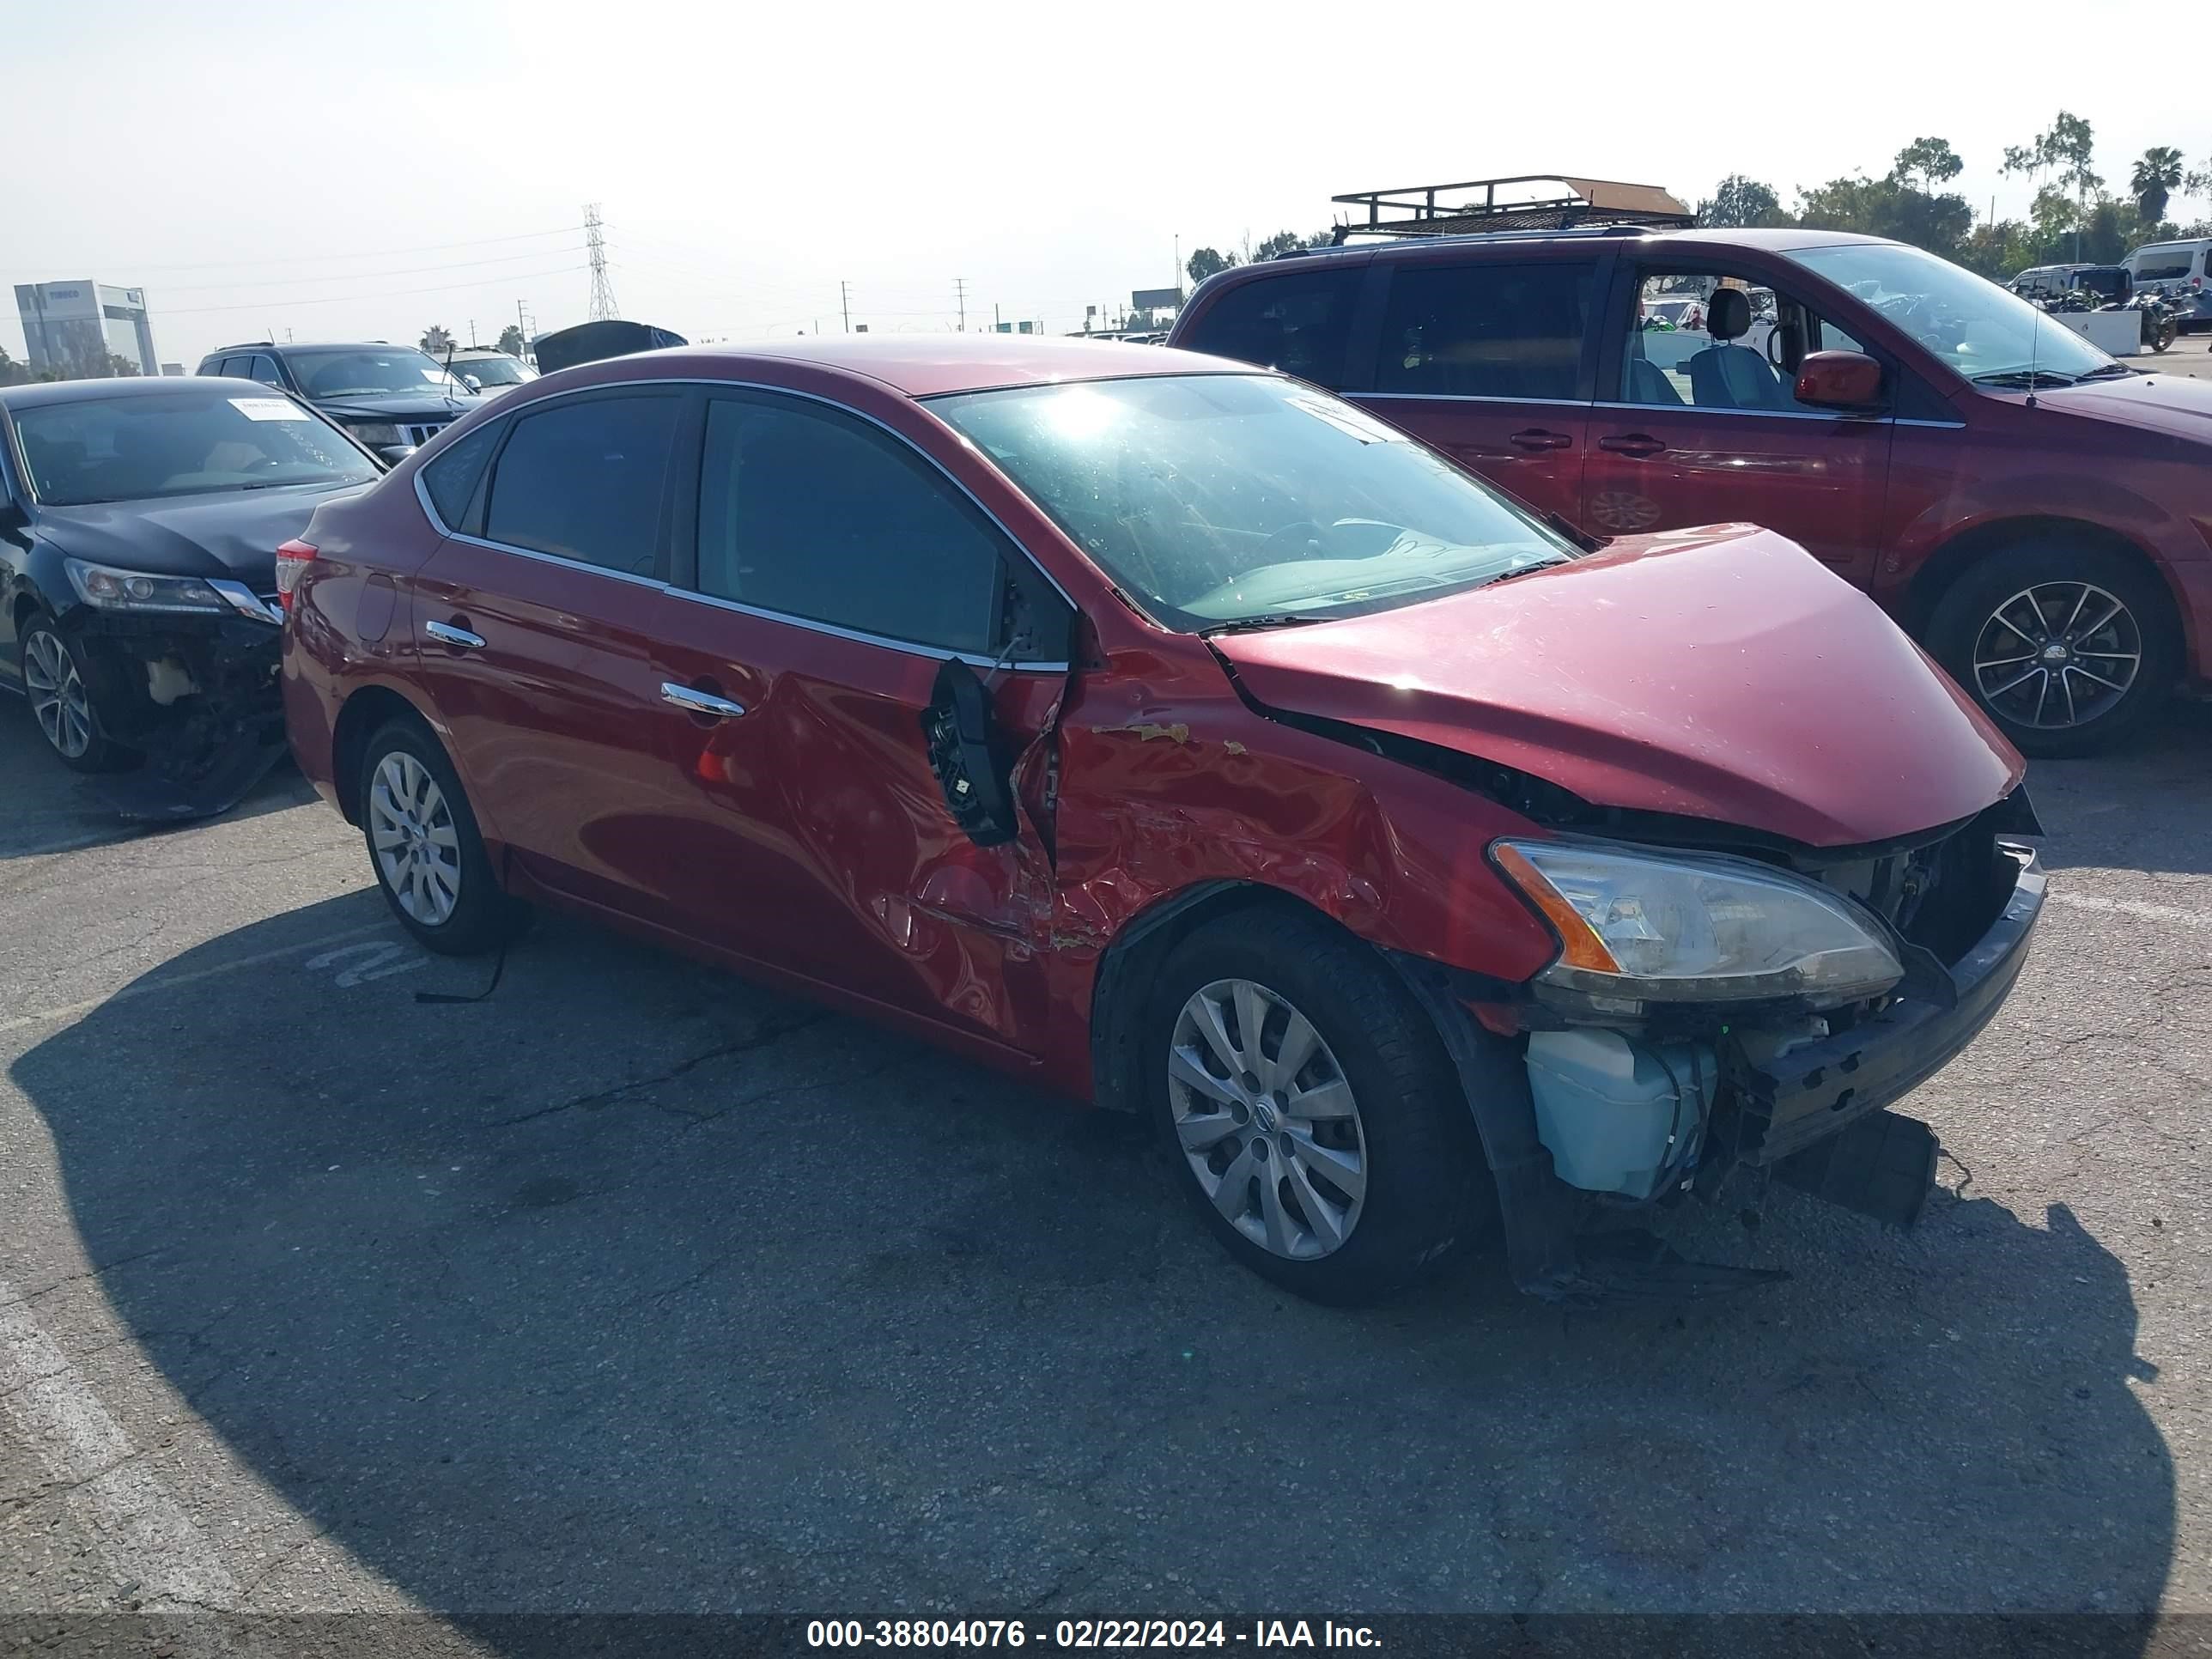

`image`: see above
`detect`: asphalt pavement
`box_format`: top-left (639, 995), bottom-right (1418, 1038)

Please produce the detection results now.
top-left (1, 695), bottom-right (2207, 1642)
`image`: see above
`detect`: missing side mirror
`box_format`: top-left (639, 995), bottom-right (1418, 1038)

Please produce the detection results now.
top-left (921, 659), bottom-right (1020, 848)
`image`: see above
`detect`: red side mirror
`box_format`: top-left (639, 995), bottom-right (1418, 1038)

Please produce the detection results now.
top-left (1794, 349), bottom-right (1885, 411)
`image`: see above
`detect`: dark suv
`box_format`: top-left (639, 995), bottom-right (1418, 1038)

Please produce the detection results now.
top-left (193, 341), bottom-right (478, 465)
top-left (1169, 224), bottom-right (2212, 755)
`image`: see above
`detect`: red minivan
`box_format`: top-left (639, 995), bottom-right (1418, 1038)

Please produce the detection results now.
top-left (283, 337), bottom-right (2043, 1304)
top-left (1169, 228), bottom-right (2212, 756)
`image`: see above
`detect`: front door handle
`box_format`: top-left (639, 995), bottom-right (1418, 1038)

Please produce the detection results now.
top-left (660, 682), bottom-right (747, 720)
top-left (1597, 433), bottom-right (1667, 458)
top-left (423, 619), bottom-right (485, 648)
top-left (1507, 428), bottom-right (1574, 452)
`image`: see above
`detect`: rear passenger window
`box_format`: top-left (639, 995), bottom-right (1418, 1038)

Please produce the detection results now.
top-left (2132, 248), bottom-right (2196, 282)
top-left (694, 395), bottom-right (1011, 655)
top-left (420, 422), bottom-right (501, 530)
top-left (484, 394), bottom-right (677, 577)
top-left (1179, 269), bottom-right (1364, 386)
top-left (1376, 263), bottom-right (1593, 399)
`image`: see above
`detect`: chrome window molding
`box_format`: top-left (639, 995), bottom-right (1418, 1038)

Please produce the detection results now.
top-left (411, 374), bottom-right (1079, 668)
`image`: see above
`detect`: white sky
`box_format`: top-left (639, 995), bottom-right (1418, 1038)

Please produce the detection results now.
top-left (9, 0), bottom-right (2204, 369)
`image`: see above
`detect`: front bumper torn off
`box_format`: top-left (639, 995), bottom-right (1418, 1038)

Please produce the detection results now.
top-left (1395, 841), bottom-right (2046, 1303)
top-left (66, 610), bottom-right (287, 820)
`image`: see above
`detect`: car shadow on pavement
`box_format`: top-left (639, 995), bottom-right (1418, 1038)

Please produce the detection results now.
top-left (9, 893), bottom-right (2176, 1631)
top-left (2029, 701), bottom-right (2212, 877)
top-left (0, 711), bottom-right (317, 860)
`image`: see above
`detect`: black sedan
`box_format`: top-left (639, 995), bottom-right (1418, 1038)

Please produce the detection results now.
top-left (1, 376), bottom-right (381, 817)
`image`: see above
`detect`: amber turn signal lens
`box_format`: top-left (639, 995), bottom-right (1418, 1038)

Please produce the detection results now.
top-left (1492, 842), bottom-right (1623, 973)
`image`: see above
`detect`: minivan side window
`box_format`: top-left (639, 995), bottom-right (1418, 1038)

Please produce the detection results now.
top-left (1374, 262), bottom-right (1593, 400)
top-left (483, 393), bottom-right (678, 578)
top-left (1178, 268), bottom-right (1364, 387)
top-left (694, 395), bottom-right (1024, 657)
top-left (1621, 271), bottom-right (1859, 414)
top-left (2130, 246), bottom-right (2197, 282)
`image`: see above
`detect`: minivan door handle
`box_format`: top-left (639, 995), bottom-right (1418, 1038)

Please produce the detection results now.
top-left (1507, 428), bottom-right (1575, 452)
top-left (423, 619), bottom-right (485, 648)
top-left (660, 682), bottom-right (747, 720)
top-left (1597, 433), bottom-right (1667, 458)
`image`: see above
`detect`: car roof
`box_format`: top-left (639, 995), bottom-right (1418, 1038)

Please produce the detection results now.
top-left (576, 335), bottom-right (1260, 399)
top-left (1234, 223), bottom-right (1893, 275)
top-left (0, 374), bottom-right (270, 410)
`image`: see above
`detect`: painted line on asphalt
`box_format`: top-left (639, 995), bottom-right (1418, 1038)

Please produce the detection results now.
top-left (2049, 888), bottom-right (2212, 933)
top-left (0, 1280), bottom-right (239, 1611)
top-left (0, 921), bottom-right (391, 1039)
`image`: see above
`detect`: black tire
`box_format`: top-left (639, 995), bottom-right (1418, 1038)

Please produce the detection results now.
top-left (357, 717), bottom-right (526, 956)
top-left (1927, 538), bottom-right (2178, 757)
top-left (18, 608), bottom-right (135, 774)
top-left (1146, 906), bottom-right (1492, 1305)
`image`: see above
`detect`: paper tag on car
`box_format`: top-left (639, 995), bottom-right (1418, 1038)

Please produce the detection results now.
top-left (229, 398), bottom-right (310, 422)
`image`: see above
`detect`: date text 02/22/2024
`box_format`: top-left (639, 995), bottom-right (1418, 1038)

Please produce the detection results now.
top-left (805, 1620), bottom-right (1382, 1649)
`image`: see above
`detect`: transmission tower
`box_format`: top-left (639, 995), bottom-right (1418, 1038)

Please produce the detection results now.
top-left (585, 204), bottom-right (618, 321)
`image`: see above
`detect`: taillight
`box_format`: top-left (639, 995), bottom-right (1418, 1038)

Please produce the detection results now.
top-left (2193, 276), bottom-right (2203, 289)
top-left (274, 538), bottom-right (318, 612)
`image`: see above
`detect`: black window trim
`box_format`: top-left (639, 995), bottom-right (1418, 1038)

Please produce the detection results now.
top-left (415, 375), bottom-right (1079, 671)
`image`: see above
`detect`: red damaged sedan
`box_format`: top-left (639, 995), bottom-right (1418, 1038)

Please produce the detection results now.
top-left (282, 337), bottom-right (2044, 1304)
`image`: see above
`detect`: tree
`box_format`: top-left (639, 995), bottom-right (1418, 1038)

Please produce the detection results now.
top-left (496, 324), bottom-right (526, 356)
top-left (2006, 112), bottom-right (2100, 261)
top-left (2131, 147), bottom-right (2185, 227)
top-left (1695, 174), bottom-right (1789, 228)
top-left (104, 354), bottom-right (141, 378)
top-left (1890, 137), bottom-right (1964, 191)
top-left (1185, 247), bottom-right (1237, 283)
top-left (419, 325), bottom-right (454, 355)
top-left (1252, 230), bottom-right (1309, 262)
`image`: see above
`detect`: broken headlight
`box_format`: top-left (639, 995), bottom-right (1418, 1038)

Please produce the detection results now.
top-left (1493, 838), bottom-right (1902, 1010)
top-left (64, 557), bottom-right (230, 616)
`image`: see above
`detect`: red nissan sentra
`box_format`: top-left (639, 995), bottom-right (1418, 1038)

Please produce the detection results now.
top-left (282, 337), bottom-right (2044, 1304)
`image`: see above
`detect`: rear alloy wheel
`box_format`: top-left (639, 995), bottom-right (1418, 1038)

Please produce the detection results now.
top-left (20, 614), bottom-right (131, 773)
top-left (1929, 542), bottom-right (2176, 757)
top-left (1149, 907), bottom-right (1492, 1304)
top-left (358, 719), bottom-right (526, 955)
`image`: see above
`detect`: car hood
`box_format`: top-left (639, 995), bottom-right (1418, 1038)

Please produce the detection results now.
top-left (39, 483), bottom-right (367, 589)
top-left (2032, 368), bottom-right (2212, 443)
top-left (1210, 525), bottom-right (2025, 848)
top-left (311, 392), bottom-right (477, 422)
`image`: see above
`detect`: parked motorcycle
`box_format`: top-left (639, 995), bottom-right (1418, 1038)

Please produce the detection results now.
top-left (2128, 290), bottom-right (2179, 353)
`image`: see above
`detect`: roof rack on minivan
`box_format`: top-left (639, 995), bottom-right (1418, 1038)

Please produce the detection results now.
top-left (1327, 174), bottom-right (1694, 243)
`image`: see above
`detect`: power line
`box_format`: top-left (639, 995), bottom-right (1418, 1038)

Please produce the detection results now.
top-left (2, 225), bottom-right (583, 276)
top-left (155, 264), bottom-right (589, 316)
top-left (586, 205), bottom-right (617, 322)
top-left (142, 245), bottom-right (588, 295)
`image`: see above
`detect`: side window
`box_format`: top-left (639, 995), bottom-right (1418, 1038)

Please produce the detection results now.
top-left (1178, 269), bottom-right (1364, 387)
top-left (249, 355), bottom-right (287, 388)
top-left (483, 394), bottom-right (677, 577)
top-left (1622, 271), bottom-right (1863, 414)
top-left (420, 422), bottom-right (501, 530)
top-left (1375, 262), bottom-right (1592, 399)
top-left (695, 396), bottom-right (1019, 656)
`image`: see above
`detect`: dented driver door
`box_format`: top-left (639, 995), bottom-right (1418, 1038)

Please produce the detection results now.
top-left (641, 388), bottom-right (1071, 1050)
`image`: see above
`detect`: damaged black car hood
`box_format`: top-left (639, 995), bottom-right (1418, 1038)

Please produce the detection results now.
top-left (39, 483), bottom-right (365, 590)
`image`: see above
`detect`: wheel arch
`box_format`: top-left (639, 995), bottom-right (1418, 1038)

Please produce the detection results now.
top-left (330, 684), bottom-right (440, 825)
top-left (1904, 514), bottom-right (2186, 656)
top-left (1087, 878), bottom-right (1438, 1115)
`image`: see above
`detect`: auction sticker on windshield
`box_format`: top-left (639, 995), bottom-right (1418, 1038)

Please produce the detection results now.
top-left (228, 398), bottom-right (310, 422)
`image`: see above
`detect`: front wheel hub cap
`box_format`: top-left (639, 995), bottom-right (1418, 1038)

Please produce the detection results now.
top-left (1971, 580), bottom-right (2142, 730)
top-left (1167, 978), bottom-right (1368, 1261)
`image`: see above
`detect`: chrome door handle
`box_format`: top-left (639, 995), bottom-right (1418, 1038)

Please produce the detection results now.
top-left (660, 682), bottom-right (746, 719)
top-left (424, 620), bottom-right (485, 648)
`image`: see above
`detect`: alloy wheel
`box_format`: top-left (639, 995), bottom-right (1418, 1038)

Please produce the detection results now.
top-left (1167, 978), bottom-right (1368, 1261)
top-left (22, 630), bottom-right (92, 760)
top-left (368, 751), bottom-right (463, 927)
top-left (1971, 580), bottom-right (2142, 731)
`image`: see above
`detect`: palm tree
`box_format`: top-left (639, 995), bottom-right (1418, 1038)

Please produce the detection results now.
top-left (2132, 147), bottom-right (2185, 227)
